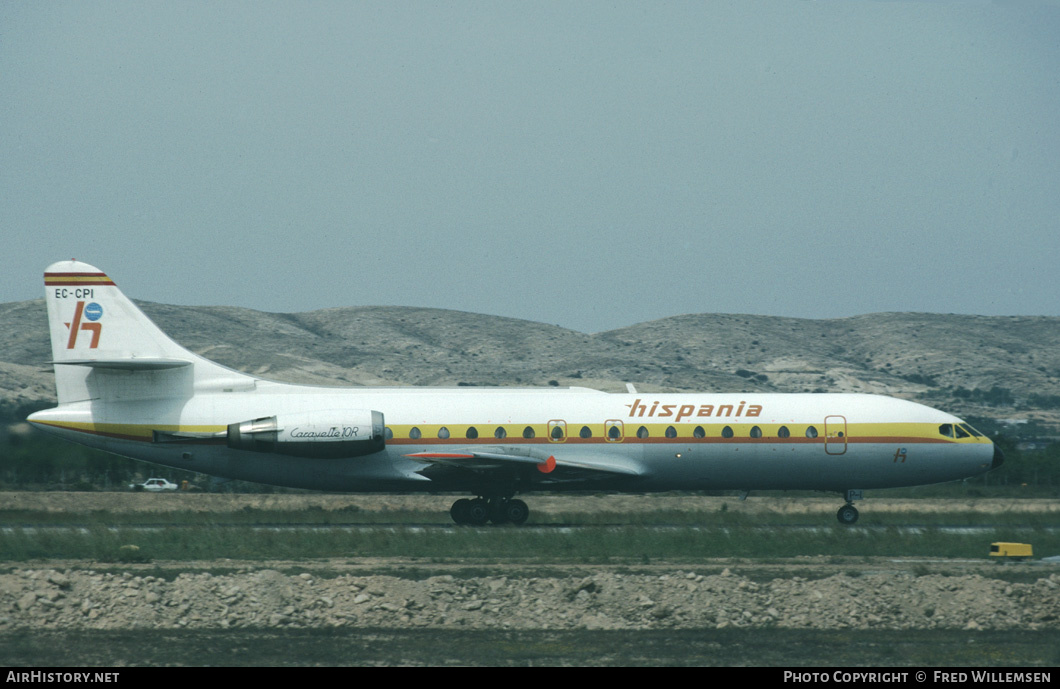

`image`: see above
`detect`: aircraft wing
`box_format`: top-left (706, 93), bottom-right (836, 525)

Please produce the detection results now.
top-left (404, 445), bottom-right (644, 481)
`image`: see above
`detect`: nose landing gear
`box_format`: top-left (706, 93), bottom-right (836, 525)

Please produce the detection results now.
top-left (837, 489), bottom-right (863, 525)
top-left (836, 503), bottom-right (859, 525)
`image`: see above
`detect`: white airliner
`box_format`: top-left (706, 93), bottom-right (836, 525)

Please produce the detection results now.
top-left (28, 260), bottom-right (1003, 525)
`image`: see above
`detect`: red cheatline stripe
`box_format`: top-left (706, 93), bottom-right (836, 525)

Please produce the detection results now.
top-left (389, 436), bottom-right (952, 446)
top-left (404, 452), bottom-right (477, 459)
top-left (44, 272), bottom-right (115, 286)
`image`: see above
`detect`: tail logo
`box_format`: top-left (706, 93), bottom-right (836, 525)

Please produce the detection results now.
top-left (65, 301), bottom-right (103, 349)
top-left (84, 302), bottom-right (103, 321)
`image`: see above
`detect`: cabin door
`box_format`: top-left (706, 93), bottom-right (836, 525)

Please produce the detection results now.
top-left (824, 415), bottom-right (848, 455)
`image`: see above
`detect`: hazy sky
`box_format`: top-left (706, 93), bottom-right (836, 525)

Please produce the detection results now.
top-left (3, 1), bottom-right (1058, 333)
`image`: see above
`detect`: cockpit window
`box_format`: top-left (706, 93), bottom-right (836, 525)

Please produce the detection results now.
top-left (938, 424), bottom-right (954, 438)
top-left (954, 425), bottom-right (970, 439)
top-left (961, 424), bottom-right (984, 438)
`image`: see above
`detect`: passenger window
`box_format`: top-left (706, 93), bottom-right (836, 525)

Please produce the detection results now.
top-left (579, 426), bottom-right (592, 438)
top-left (409, 427), bottom-right (422, 440)
top-left (466, 427), bottom-right (478, 439)
top-left (778, 426), bottom-right (790, 438)
top-left (637, 426), bottom-right (649, 439)
top-left (750, 426), bottom-right (762, 438)
top-left (438, 427), bottom-right (450, 439)
top-left (722, 426), bottom-right (734, 438)
top-left (938, 424), bottom-right (954, 438)
top-left (665, 426), bottom-right (677, 439)
top-left (384, 426), bottom-right (393, 440)
top-left (805, 426), bottom-right (818, 439)
top-left (608, 425), bottom-right (622, 440)
top-left (693, 426), bottom-right (705, 439)
top-left (494, 427), bottom-right (507, 439)
top-left (523, 426), bottom-right (535, 439)
top-left (550, 425), bottom-right (564, 440)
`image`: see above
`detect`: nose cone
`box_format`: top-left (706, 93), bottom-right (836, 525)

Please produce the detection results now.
top-left (991, 443), bottom-right (1005, 470)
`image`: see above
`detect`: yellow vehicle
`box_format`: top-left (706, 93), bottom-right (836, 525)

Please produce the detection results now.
top-left (990, 542), bottom-right (1033, 560)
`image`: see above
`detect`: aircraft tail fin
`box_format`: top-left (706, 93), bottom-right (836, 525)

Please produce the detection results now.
top-left (42, 260), bottom-right (255, 404)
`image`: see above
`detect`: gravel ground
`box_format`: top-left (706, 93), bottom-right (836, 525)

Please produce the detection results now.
top-left (3, 492), bottom-right (1058, 634)
top-left (3, 563), bottom-right (1059, 633)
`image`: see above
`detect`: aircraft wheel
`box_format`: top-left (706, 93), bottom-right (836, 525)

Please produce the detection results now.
top-left (466, 498), bottom-right (491, 526)
top-left (837, 504), bottom-right (859, 526)
top-left (489, 499), bottom-right (511, 525)
top-left (504, 499), bottom-right (529, 525)
top-left (450, 498), bottom-right (471, 525)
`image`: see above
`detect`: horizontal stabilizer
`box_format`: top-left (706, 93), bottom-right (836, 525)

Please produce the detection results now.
top-left (51, 358), bottom-right (192, 370)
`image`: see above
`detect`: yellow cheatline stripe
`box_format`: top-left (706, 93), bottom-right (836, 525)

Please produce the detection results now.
top-left (383, 421), bottom-right (987, 443)
top-left (34, 420), bottom-right (225, 441)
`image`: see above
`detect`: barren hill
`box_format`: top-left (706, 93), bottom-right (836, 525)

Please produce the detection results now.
top-left (3, 299), bottom-right (1059, 424)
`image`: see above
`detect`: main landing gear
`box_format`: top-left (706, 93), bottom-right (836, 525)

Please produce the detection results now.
top-left (450, 496), bottom-right (529, 526)
top-left (836, 489), bottom-right (863, 526)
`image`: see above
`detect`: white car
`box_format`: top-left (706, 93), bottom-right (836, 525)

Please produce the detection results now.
top-left (131, 478), bottom-right (179, 492)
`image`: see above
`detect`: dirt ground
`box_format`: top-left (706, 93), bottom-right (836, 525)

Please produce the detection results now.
top-left (4, 491), bottom-right (1059, 666)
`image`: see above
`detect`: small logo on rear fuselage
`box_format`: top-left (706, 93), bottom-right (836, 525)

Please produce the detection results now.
top-left (84, 302), bottom-right (103, 321)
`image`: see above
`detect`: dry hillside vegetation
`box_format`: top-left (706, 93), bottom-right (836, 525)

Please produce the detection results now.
top-left (2, 300), bottom-right (1059, 427)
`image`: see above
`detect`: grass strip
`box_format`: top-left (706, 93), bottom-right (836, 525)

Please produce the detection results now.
top-left (2, 524), bottom-right (1057, 563)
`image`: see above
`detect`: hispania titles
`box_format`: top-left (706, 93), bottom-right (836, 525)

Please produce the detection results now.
top-left (626, 399), bottom-right (763, 422)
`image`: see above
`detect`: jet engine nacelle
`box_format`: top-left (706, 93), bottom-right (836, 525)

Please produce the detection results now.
top-left (227, 410), bottom-right (385, 458)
